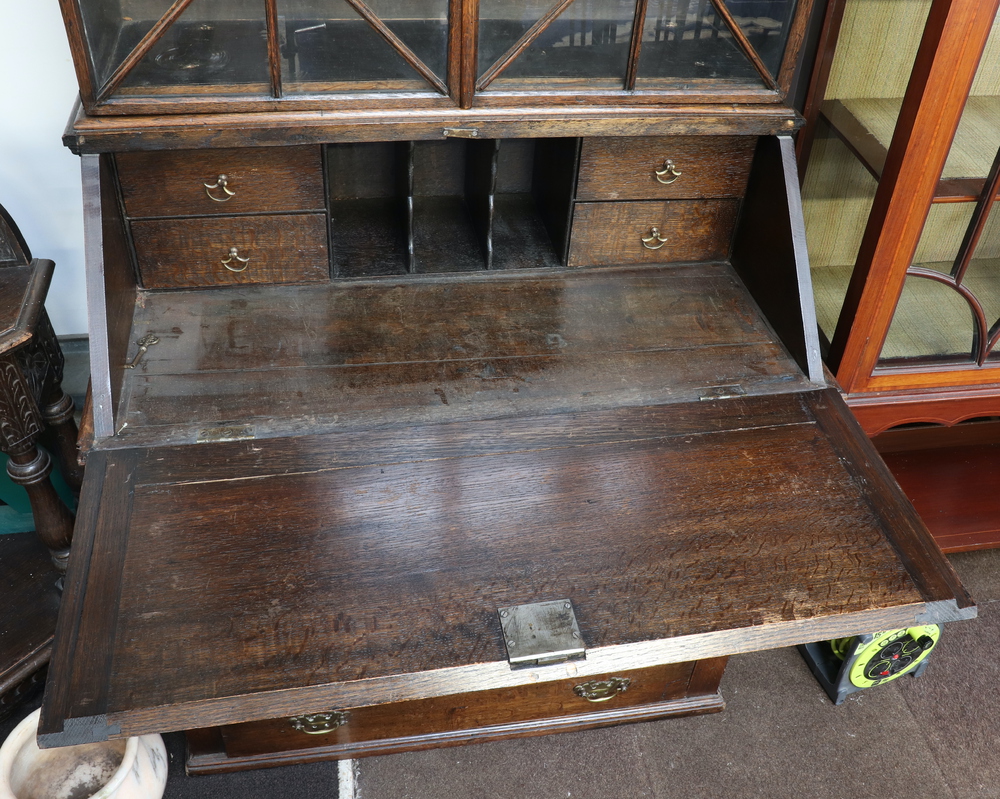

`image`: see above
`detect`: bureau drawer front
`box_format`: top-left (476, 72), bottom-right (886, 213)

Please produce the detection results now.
top-left (219, 662), bottom-right (697, 757)
top-left (117, 146), bottom-right (325, 218)
top-left (132, 214), bottom-right (329, 288)
top-left (576, 137), bottom-right (755, 201)
top-left (568, 200), bottom-right (739, 267)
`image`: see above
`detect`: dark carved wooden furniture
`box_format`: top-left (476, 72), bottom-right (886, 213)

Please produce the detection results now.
top-left (39, 0), bottom-right (975, 772)
top-left (797, 0), bottom-right (1000, 549)
top-left (0, 205), bottom-right (82, 572)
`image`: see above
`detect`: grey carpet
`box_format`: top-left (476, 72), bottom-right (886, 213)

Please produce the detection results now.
top-left (2, 550), bottom-right (996, 798)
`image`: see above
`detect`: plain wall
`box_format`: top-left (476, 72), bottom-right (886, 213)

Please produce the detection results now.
top-left (0, 4), bottom-right (88, 336)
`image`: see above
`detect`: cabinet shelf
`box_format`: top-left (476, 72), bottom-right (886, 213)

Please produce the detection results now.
top-left (821, 96), bottom-right (1000, 202)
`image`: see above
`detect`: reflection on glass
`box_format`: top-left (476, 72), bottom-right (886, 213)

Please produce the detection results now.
top-left (79, 0), bottom-right (179, 87)
top-left (117, 1), bottom-right (269, 94)
top-left (719, 0), bottom-right (796, 77)
top-left (280, 0), bottom-right (448, 92)
top-left (478, 0), bottom-right (637, 88)
top-left (636, 0), bottom-right (759, 85)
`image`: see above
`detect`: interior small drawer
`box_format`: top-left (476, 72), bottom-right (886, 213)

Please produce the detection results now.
top-left (576, 137), bottom-right (756, 201)
top-left (116, 146), bottom-right (325, 218)
top-left (567, 200), bottom-right (739, 267)
top-left (218, 662), bottom-right (700, 757)
top-left (131, 214), bottom-right (329, 289)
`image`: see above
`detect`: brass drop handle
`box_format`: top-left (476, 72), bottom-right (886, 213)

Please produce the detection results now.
top-left (289, 711), bottom-right (350, 734)
top-left (124, 333), bottom-right (159, 369)
top-left (654, 159), bottom-right (682, 184)
top-left (204, 174), bottom-right (236, 202)
top-left (573, 676), bottom-right (631, 702)
top-left (641, 227), bottom-right (668, 250)
top-left (221, 246), bottom-right (250, 272)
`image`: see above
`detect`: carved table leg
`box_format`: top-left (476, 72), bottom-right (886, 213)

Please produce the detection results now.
top-left (6, 445), bottom-right (74, 572)
top-left (0, 343), bottom-right (76, 574)
top-left (26, 309), bottom-right (84, 493)
top-left (40, 384), bottom-right (83, 493)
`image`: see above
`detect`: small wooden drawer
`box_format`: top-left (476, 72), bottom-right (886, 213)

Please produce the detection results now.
top-left (218, 662), bottom-right (703, 758)
top-left (576, 137), bottom-right (756, 201)
top-left (116, 146), bottom-right (325, 218)
top-left (567, 200), bottom-right (739, 267)
top-left (131, 214), bottom-right (329, 289)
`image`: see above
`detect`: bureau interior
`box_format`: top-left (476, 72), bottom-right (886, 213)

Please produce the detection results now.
top-left (94, 134), bottom-right (801, 447)
top-left (327, 138), bottom-right (573, 277)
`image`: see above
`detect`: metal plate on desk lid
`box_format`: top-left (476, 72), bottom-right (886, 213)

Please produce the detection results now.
top-left (498, 600), bottom-right (586, 668)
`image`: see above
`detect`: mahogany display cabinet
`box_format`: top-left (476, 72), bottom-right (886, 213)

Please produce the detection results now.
top-left (798, 0), bottom-right (1000, 550)
top-left (39, 0), bottom-right (975, 773)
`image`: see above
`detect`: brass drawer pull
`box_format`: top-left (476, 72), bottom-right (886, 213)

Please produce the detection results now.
top-left (221, 246), bottom-right (250, 272)
top-left (204, 174), bottom-right (236, 202)
top-left (654, 159), bottom-right (682, 184)
top-left (574, 676), bottom-right (631, 702)
top-left (124, 333), bottom-right (159, 369)
top-left (289, 710), bottom-right (350, 734)
top-left (641, 227), bottom-right (668, 250)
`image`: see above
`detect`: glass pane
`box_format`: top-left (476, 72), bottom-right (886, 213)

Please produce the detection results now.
top-left (478, 0), bottom-right (637, 89)
top-left (878, 201), bottom-right (1000, 367)
top-left (637, 0), bottom-right (758, 85)
top-left (720, 0), bottom-right (797, 77)
top-left (879, 275), bottom-right (977, 364)
top-left (79, 0), bottom-right (178, 87)
top-left (280, 0), bottom-right (448, 92)
top-left (801, 123), bottom-right (879, 344)
top-left (876, 15), bottom-right (1000, 368)
top-left (117, 0), bottom-right (270, 95)
top-left (800, 0), bottom-right (933, 354)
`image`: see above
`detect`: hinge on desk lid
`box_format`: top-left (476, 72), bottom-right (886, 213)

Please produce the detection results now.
top-left (698, 384), bottom-right (747, 401)
top-left (196, 425), bottom-right (256, 443)
top-left (498, 599), bottom-right (586, 668)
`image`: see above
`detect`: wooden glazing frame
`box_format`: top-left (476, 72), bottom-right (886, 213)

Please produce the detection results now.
top-left (796, 0), bottom-right (1000, 416)
top-left (56, 0), bottom-right (817, 115)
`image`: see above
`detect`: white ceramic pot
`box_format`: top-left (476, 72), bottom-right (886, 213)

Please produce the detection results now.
top-left (0, 709), bottom-right (167, 799)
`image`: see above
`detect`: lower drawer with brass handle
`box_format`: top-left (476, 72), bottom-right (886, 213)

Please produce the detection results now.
top-left (131, 214), bottom-right (330, 289)
top-left (567, 200), bottom-right (739, 268)
top-left (215, 660), bottom-right (720, 759)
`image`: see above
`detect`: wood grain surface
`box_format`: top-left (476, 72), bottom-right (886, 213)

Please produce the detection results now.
top-left (576, 136), bottom-right (756, 201)
top-left (567, 200), bottom-right (738, 267)
top-left (116, 147), bottom-right (325, 218)
top-left (38, 388), bottom-right (973, 744)
top-left (131, 214), bottom-right (329, 288)
top-left (218, 662), bottom-right (703, 757)
top-left (111, 264), bottom-right (810, 445)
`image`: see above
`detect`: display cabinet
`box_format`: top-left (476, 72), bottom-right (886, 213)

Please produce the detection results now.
top-left (37, 0), bottom-right (977, 773)
top-left (798, 0), bottom-right (1000, 550)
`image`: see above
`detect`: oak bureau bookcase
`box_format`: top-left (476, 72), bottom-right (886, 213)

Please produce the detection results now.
top-left (41, 0), bottom-right (975, 772)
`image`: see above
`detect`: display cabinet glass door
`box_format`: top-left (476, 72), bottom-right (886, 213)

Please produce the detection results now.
top-left (64, 0), bottom-right (804, 109)
top-left (800, 0), bottom-right (1000, 389)
top-left (877, 18), bottom-right (1000, 368)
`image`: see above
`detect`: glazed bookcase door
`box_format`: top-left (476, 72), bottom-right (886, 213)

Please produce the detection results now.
top-left (801, 0), bottom-right (934, 356)
top-left (877, 18), bottom-right (1000, 369)
top-left (60, 0), bottom-right (810, 112)
top-left (800, 0), bottom-right (1000, 398)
